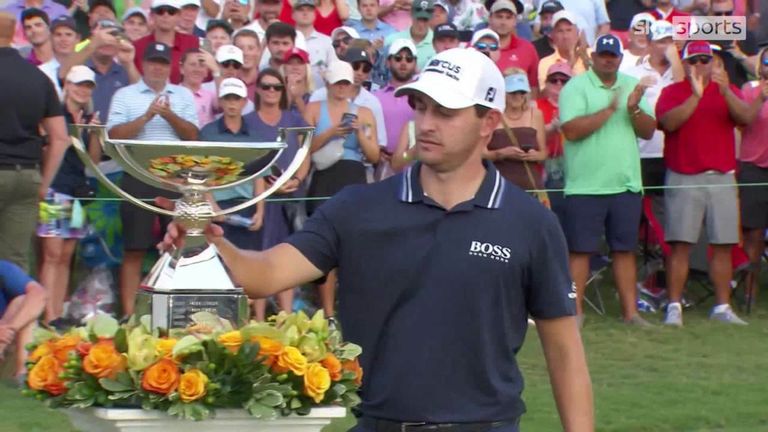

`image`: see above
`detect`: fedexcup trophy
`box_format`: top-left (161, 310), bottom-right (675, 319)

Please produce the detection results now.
top-left (69, 125), bottom-right (313, 330)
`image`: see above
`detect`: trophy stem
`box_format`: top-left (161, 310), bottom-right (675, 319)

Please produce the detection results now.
top-left (175, 188), bottom-right (215, 236)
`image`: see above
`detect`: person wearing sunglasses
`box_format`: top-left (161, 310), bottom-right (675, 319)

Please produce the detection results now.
top-left (470, 27), bottom-right (500, 61)
top-left (133, 0), bottom-right (200, 84)
top-left (383, 0), bottom-right (437, 72)
top-left (537, 11), bottom-right (589, 92)
top-left (656, 40), bottom-right (760, 326)
top-left (330, 25), bottom-right (359, 58)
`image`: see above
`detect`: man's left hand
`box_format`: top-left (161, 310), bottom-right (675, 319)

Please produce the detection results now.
top-left (627, 83), bottom-right (647, 113)
top-left (116, 39), bottom-right (136, 65)
top-left (712, 69), bottom-right (731, 95)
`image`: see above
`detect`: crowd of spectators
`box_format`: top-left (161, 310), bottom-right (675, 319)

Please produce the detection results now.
top-left (1, 0), bottom-right (767, 376)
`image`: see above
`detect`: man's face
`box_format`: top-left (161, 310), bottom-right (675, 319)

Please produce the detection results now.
top-left (206, 28), bottom-right (231, 52)
top-left (411, 17), bottom-right (430, 37)
top-left (267, 36), bottom-right (293, 64)
top-left (220, 94), bottom-right (246, 116)
top-left (292, 5), bottom-right (315, 27)
top-left (152, 6), bottom-right (180, 32)
top-left (332, 32), bottom-right (352, 57)
top-left (257, 0), bottom-right (282, 23)
top-left (123, 15), bottom-right (149, 41)
top-left (649, 37), bottom-right (672, 58)
top-left (235, 34), bottom-right (262, 69)
top-left (433, 35), bottom-right (459, 53)
top-left (552, 20), bottom-right (577, 51)
top-left (474, 36), bottom-right (499, 61)
top-left (219, 59), bottom-right (243, 78)
top-left (683, 54), bottom-right (714, 80)
top-left (429, 6), bottom-right (448, 28)
top-left (64, 81), bottom-right (95, 105)
top-left (710, 0), bottom-right (734, 15)
top-left (591, 51), bottom-right (621, 75)
top-left (543, 72), bottom-right (569, 100)
top-left (410, 93), bottom-right (498, 172)
top-left (351, 60), bottom-right (372, 85)
top-left (143, 59), bottom-right (172, 83)
top-left (629, 20), bottom-right (651, 49)
top-left (539, 11), bottom-right (554, 35)
top-left (179, 5), bottom-right (199, 32)
top-left (388, 48), bottom-right (416, 82)
top-left (489, 10), bottom-right (516, 38)
top-left (23, 17), bottom-right (50, 46)
top-left (89, 5), bottom-right (116, 28)
top-left (223, 1), bottom-right (248, 22)
top-left (359, 0), bottom-right (379, 21)
top-left (181, 53), bottom-right (207, 84)
top-left (52, 26), bottom-right (79, 55)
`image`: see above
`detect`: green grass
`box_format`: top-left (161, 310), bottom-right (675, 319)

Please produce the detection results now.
top-left (2, 283), bottom-right (768, 432)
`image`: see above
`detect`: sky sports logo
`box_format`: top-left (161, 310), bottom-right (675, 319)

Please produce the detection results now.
top-left (671, 16), bottom-right (746, 40)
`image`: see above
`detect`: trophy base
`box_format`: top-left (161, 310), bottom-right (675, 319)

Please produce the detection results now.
top-left (135, 289), bottom-right (249, 330)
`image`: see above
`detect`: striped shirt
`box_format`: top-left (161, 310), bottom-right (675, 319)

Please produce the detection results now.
top-left (107, 80), bottom-right (198, 141)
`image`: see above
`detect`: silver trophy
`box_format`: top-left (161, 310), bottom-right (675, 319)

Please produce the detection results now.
top-left (69, 125), bottom-right (313, 330)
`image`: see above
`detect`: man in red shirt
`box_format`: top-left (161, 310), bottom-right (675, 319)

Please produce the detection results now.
top-left (656, 41), bottom-right (756, 326)
top-left (650, 0), bottom-right (690, 22)
top-left (488, 0), bottom-right (539, 95)
top-left (133, 0), bottom-right (199, 84)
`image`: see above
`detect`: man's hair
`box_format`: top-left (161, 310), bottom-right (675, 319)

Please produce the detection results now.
top-left (265, 21), bottom-right (296, 42)
top-left (206, 19), bottom-right (233, 35)
top-left (181, 47), bottom-right (202, 64)
top-left (356, 0), bottom-right (380, 6)
top-left (21, 8), bottom-right (50, 26)
top-left (474, 105), bottom-right (491, 118)
top-left (0, 12), bottom-right (17, 41)
top-left (233, 28), bottom-right (260, 46)
top-left (90, 0), bottom-right (117, 15)
top-left (254, 67), bottom-right (288, 110)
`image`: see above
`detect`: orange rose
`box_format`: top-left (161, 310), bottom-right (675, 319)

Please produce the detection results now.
top-left (217, 331), bottom-right (243, 353)
top-left (342, 359), bottom-right (363, 386)
top-left (251, 336), bottom-right (284, 366)
top-left (76, 341), bottom-right (93, 357)
top-left (178, 369), bottom-right (209, 403)
top-left (28, 342), bottom-right (52, 362)
top-left (321, 353), bottom-right (343, 381)
top-left (27, 355), bottom-right (66, 396)
top-left (303, 363), bottom-right (331, 403)
top-left (141, 358), bottom-right (180, 395)
top-left (50, 335), bottom-right (81, 363)
top-left (155, 338), bottom-right (178, 359)
top-left (83, 340), bottom-right (126, 379)
top-left (272, 346), bottom-right (308, 376)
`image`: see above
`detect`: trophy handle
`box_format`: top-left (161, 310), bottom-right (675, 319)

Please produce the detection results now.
top-left (214, 126), bottom-right (314, 217)
top-left (69, 126), bottom-right (175, 217)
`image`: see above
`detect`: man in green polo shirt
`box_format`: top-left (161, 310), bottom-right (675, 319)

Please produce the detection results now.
top-left (383, 0), bottom-right (436, 71)
top-left (560, 34), bottom-right (656, 327)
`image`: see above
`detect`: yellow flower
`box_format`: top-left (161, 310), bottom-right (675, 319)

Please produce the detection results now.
top-left (251, 336), bottom-right (284, 366)
top-left (273, 346), bottom-right (308, 376)
top-left (179, 369), bottom-right (209, 402)
top-left (303, 363), bottom-right (331, 403)
top-left (155, 338), bottom-right (178, 359)
top-left (83, 340), bottom-right (126, 379)
top-left (217, 330), bottom-right (243, 353)
top-left (28, 342), bottom-right (52, 362)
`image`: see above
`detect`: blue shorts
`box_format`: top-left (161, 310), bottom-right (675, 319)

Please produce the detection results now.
top-left (563, 192), bottom-right (642, 253)
top-left (350, 421), bottom-right (520, 432)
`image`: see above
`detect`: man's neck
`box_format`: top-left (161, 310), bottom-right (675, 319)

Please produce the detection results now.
top-left (297, 24), bottom-right (314, 37)
top-left (25, 0), bottom-right (43, 7)
top-left (351, 85), bottom-right (362, 98)
top-left (182, 81), bottom-right (201, 91)
top-left (657, 3), bottom-right (673, 14)
top-left (65, 98), bottom-right (83, 116)
top-left (362, 17), bottom-right (377, 29)
top-left (269, 59), bottom-right (281, 70)
top-left (223, 115), bottom-right (242, 132)
top-left (595, 71), bottom-right (617, 87)
top-left (242, 66), bottom-right (259, 84)
top-left (420, 157), bottom-right (487, 210)
top-left (144, 79), bottom-right (167, 93)
top-left (33, 42), bottom-right (53, 62)
top-left (410, 28), bottom-right (426, 44)
top-left (92, 55), bottom-right (113, 72)
top-left (154, 29), bottom-right (175, 46)
top-left (556, 46), bottom-right (574, 60)
top-left (499, 32), bottom-right (514, 48)
top-left (54, 51), bottom-right (70, 63)
top-left (648, 54), bottom-right (670, 74)
top-left (389, 76), bottom-right (412, 88)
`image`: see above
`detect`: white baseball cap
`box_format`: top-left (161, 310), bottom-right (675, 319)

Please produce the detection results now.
top-left (219, 78), bottom-right (248, 98)
top-left (215, 44), bottom-right (244, 64)
top-left (324, 61), bottom-right (354, 84)
top-left (470, 28), bottom-right (500, 46)
top-left (650, 19), bottom-right (674, 41)
top-left (395, 48), bottom-right (505, 112)
top-left (330, 26), bottom-right (360, 41)
top-left (388, 38), bottom-right (418, 57)
top-left (552, 10), bottom-right (580, 28)
top-left (151, 0), bottom-right (178, 9)
top-left (630, 12), bottom-right (656, 30)
top-left (178, 0), bottom-right (200, 7)
top-left (66, 65), bottom-right (96, 84)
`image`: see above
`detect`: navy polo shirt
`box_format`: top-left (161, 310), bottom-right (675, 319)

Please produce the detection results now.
top-left (286, 161), bottom-right (575, 423)
top-left (87, 60), bottom-right (130, 123)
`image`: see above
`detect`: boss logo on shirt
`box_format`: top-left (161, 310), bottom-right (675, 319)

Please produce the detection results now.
top-left (468, 241), bottom-right (511, 263)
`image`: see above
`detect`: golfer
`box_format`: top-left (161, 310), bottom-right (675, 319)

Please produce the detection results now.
top-left (162, 48), bottom-right (593, 432)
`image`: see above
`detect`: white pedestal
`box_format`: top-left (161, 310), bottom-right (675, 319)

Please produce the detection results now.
top-left (64, 407), bottom-right (347, 432)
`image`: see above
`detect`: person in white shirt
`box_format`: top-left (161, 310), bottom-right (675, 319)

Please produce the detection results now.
top-left (242, 0), bottom-right (283, 43)
top-left (619, 12), bottom-right (655, 73)
top-left (39, 15), bottom-right (80, 100)
top-left (292, 0), bottom-right (335, 90)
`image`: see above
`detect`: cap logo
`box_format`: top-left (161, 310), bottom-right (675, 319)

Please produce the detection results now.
top-left (156, 44), bottom-right (165, 50)
top-left (601, 37), bottom-right (615, 45)
top-left (419, 0), bottom-right (428, 8)
top-left (425, 59), bottom-right (462, 80)
top-left (485, 87), bottom-right (497, 102)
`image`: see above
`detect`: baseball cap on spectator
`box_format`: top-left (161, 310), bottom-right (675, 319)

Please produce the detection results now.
top-left (219, 78), bottom-right (248, 98)
top-left (505, 73), bottom-right (530, 93)
top-left (294, 0), bottom-right (315, 8)
top-left (389, 38), bottom-right (418, 56)
top-left (434, 22), bottom-right (458, 40)
top-left (650, 19), bottom-right (674, 41)
top-left (552, 10), bottom-right (579, 28)
top-left (470, 28), bottom-right (500, 46)
top-left (331, 26), bottom-right (360, 40)
top-left (283, 47), bottom-right (309, 63)
top-left (539, 0), bottom-right (563, 14)
top-left (121, 6), bottom-right (148, 22)
top-left (593, 34), bottom-right (623, 56)
top-left (90, 0), bottom-right (117, 15)
top-left (325, 61), bottom-right (354, 84)
top-left (546, 62), bottom-right (573, 78)
top-left (215, 44), bottom-right (244, 64)
top-left (51, 15), bottom-right (77, 32)
top-left (412, 0), bottom-right (434, 20)
top-left (151, 0), bottom-right (178, 10)
top-left (179, 0), bottom-right (200, 8)
top-left (66, 65), bottom-right (96, 85)
top-left (434, 0), bottom-right (450, 13)
top-left (206, 19), bottom-right (233, 34)
top-left (490, 0), bottom-right (523, 15)
top-left (143, 42), bottom-right (172, 62)
top-left (395, 48), bottom-right (506, 111)
top-left (681, 40), bottom-right (713, 60)
top-left (20, 8), bottom-right (50, 25)
top-left (629, 12), bottom-right (656, 30)
top-left (344, 47), bottom-right (372, 65)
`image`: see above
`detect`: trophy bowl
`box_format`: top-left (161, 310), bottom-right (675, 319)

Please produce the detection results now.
top-left (69, 125), bottom-right (314, 329)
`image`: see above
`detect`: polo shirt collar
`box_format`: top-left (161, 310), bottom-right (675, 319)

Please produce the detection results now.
top-left (138, 79), bottom-right (173, 94)
top-left (217, 117), bottom-right (249, 135)
top-left (586, 68), bottom-right (620, 90)
top-left (399, 161), bottom-right (506, 209)
top-left (87, 59), bottom-right (121, 76)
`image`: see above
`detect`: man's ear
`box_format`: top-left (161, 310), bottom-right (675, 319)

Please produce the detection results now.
top-left (480, 109), bottom-right (502, 140)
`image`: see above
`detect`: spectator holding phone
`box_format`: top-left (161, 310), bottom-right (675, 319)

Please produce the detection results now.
top-left (304, 61), bottom-right (380, 319)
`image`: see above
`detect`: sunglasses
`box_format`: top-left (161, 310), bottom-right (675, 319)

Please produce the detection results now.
top-left (509, 90), bottom-right (527, 95)
top-left (332, 36), bottom-right (352, 48)
top-left (686, 56), bottom-right (712, 65)
top-left (259, 83), bottom-right (285, 91)
top-left (153, 6), bottom-right (178, 15)
top-left (352, 62), bottom-right (373, 73)
top-left (392, 55), bottom-right (415, 63)
top-left (712, 10), bottom-right (733, 16)
top-left (547, 77), bottom-right (569, 85)
top-left (475, 42), bottom-right (499, 51)
top-left (220, 60), bottom-right (242, 69)
top-left (762, 58), bottom-right (768, 66)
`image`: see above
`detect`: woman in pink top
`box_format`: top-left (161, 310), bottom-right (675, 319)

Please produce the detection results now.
top-left (737, 47), bottom-right (768, 306)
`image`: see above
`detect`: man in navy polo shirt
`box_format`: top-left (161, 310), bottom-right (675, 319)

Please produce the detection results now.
top-left (162, 48), bottom-right (593, 431)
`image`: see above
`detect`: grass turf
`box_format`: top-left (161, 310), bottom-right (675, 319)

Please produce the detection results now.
top-left (1, 283), bottom-right (767, 432)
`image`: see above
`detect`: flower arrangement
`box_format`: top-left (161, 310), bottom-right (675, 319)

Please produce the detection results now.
top-left (21, 311), bottom-right (363, 421)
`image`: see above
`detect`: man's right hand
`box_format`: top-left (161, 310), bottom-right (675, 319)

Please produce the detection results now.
top-left (690, 71), bottom-right (705, 98)
top-left (155, 197), bottom-right (226, 252)
top-left (91, 25), bottom-right (119, 49)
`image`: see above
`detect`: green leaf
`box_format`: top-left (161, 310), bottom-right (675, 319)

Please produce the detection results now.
top-left (107, 391), bottom-right (136, 400)
top-left (173, 335), bottom-right (204, 357)
top-left (246, 401), bottom-right (279, 420)
top-left (254, 389), bottom-right (284, 407)
top-left (32, 327), bottom-right (57, 345)
top-left (289, 397), bottom-right (302, 409)
top-left (189, 311), bottom-right (231, 332)
top-left (139, 315), bottom-right (153, 333)
top-left (99, 378), bottom-right (132, 392)
top-left (332, 383), bottom-right (347, 397)
top-left (341, 391), bottom-right (362, 407)
top-left (114, 328), bottom-right (128, 353)
top-left (336, 343), bottom-right (362, 360)
top-left (88, 315), bottom-right (119, 338)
